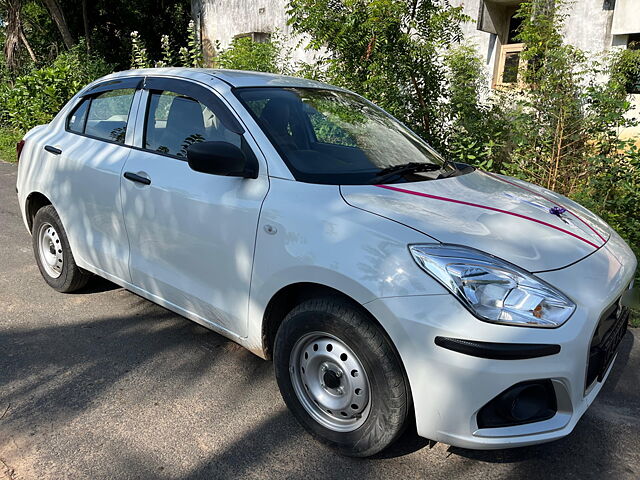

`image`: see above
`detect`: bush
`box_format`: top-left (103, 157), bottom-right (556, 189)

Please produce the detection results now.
top-left (445, 45), bottom-right (508, 171)
top-left (0, 43), bottom-right (112, 131)
top-left (0, 127), bottom-right (23, 163)
top-left (216, 34), bottom-right (291, 74)
top-left (573, 141), bottom-right (640, 259)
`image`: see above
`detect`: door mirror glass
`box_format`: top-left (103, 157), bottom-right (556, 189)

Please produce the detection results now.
top-left (187, 141), bottom-right (257, 178)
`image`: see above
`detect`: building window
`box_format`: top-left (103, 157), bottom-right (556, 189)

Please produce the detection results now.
top-left (493, 11), bottom-right (525, 88)
top-left (627, 34), bottom-right (640, 94)
top-left (233, 32), bottom-right (271, 44)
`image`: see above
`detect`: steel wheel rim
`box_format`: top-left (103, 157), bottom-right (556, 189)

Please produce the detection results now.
top-left (290, 332), bottom-right (371, 432)
top-left (37, 222), bottom-right (63, 279)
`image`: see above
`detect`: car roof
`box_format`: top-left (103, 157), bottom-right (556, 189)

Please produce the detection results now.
top-left (93, 67), bottom-right (345, 91)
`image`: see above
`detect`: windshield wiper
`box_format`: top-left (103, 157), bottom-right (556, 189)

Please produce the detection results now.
top-left (372, 162), bottom-right (444, 184)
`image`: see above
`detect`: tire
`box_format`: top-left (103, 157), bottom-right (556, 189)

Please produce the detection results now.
top-left (32, 205), bottom-right (91, 293)
top-left (274, 297), bottom-right (410, 457)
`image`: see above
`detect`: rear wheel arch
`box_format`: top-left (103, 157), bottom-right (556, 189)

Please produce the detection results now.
top-left (26, 192), bottom-right (52, 232)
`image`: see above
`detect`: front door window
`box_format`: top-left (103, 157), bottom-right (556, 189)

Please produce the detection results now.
top-left (144, 90), bottom-right (241, 158)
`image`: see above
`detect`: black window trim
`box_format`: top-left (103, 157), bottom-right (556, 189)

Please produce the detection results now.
top-left (64, 75), bottom-right (257, 168)
top-left (82, 77), bottom-right (144, 97)
top-left (138, 77), bottom-right (247, 162)
top-left (143, 77), bottom-right (244, 135)
top-left (65, 78), bottom-right (144, 147)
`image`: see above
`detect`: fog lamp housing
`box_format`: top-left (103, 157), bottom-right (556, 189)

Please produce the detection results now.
top-left (477, 380), bottom-right (557, 429)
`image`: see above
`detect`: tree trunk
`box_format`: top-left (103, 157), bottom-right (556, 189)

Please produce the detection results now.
top-left (19, 28), bottom-right (37, 62)
top-left (81, 0), bottom-right (91, 51)
top-left (41, 0), bottom-right (75, 49)
top-left (2, 0), bottom-right (22, 71)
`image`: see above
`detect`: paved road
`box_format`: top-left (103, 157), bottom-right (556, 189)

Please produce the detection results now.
top-left (1, 160), bottom-right (639, 479)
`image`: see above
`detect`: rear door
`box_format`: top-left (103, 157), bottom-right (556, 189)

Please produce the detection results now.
top-left (52, 78), bottom-right (143, 282)
top-left (120, 77), bottom-right (269, 337)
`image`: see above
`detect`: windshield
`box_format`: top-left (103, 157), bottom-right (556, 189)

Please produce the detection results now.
top-left (235, 87), bottom-right (456, 185)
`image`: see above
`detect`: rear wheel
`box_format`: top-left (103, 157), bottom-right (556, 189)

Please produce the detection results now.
top-left (274, 297), bottom-right (410, 457)
top-left (32, 205), bottom-right (91, 292)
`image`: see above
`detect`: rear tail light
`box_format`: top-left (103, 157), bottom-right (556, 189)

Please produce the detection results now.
top-left (16, 139), bottom-right (25, 163)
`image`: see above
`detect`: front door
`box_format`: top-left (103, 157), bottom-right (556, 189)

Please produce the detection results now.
top-left (120, 78), bottom-right (269, 337)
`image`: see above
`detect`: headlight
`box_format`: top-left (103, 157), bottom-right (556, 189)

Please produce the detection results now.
top-left (409, 244), bottom-right (575, 328)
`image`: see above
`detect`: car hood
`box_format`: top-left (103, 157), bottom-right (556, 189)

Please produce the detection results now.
top-left (340, 170), bottom-right (610, 272)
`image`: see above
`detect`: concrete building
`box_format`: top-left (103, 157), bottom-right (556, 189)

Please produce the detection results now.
top-left (191, 0), bottom-right (317, 67)
top-left (459, 0), bottom-right (639, 88)
top-left (191, 0), bottom-right (640, 90)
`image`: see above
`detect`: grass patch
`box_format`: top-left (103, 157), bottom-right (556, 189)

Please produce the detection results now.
top-left (0, 127), bottom-right (24, 163)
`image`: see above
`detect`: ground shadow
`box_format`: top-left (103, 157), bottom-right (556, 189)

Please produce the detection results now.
top-left (75, 275), bottom-right (121, 294)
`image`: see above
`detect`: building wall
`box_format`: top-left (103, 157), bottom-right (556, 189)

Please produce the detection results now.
top-left (192, 0), bottom-right (637, 89)
top-left (191, 0), bottom-right (318, 66)
top-left (192, 0), bottom-right (630, 79)
top-left (450, 0), bottom-right (621, 86)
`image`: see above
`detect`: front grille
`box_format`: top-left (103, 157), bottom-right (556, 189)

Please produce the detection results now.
top-left (585, 298), bottom-right (629, 390)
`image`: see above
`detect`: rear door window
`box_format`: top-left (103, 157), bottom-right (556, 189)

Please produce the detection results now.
top-left (67, 98), bottom-right (90, 133)
top-left (67, 88), bottom-right (135, 144)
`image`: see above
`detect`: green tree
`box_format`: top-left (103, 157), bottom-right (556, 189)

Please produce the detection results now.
top-left (287, 0), bottom-right (467, 149)
top-left (0, 42), bottom-right (111, 130)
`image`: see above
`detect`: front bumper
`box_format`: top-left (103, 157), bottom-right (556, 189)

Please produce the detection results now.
top-left (364, 230), bottom-right (636, 449)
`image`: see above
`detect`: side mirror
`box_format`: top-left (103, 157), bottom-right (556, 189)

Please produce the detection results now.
top-left (186, 141), bottom-right (258, 178)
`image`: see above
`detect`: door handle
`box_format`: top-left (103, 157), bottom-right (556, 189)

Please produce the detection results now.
top-left (123, 171), bottom-right (151, 185)
top-left (44, 145), bottom-right (62, 155)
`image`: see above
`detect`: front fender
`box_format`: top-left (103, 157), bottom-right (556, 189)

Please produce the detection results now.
top-left (246, 178), bottom-right (446, 355)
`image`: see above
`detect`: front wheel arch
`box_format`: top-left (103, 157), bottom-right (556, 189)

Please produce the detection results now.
top-left (261, 282), bottom-right (413, 408)
top-left (262, 283), bottom-right (367, 360)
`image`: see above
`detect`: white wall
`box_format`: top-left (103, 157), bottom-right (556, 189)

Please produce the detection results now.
top-left (191, 0), bottom-right (318, 66)
top-left (193, 0), bottom-right (630, 87)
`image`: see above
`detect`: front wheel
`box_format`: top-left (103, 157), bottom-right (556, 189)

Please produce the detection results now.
top-left (274, 297), bottom-right (410, 457)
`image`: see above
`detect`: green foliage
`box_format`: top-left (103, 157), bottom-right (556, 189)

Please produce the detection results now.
top-left (178, 47), bottom-right (190, 67)
top-left (444, 0), bottom-right (640, 270)
top-left (609, 47), bottom-right (640, 95)
top-left (0, 127), bottom-right (23, 163)
top-left (445, 45), bottom-right (508, 171)
top-left (185, 20), bottom-right (203, 67)
top-left (155, 35), bottom-right (174, 67)
top-left (0, 43), bottom-right (112, 131)
top-left (216, 34), bottom-right (291, 74)
top-left (506, 0), bottom-right (592, 191)
top-left (287, 0), bottom-right (468, 150)
top-left (130, 31), bottom-right (150, 69)
top-left (574, 140), bottom-right (640, 245)
top-left (0, 0), bottom-right (192, 73)
top-left (131, 20), bottom-right (203, 69)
